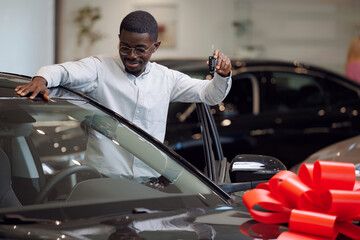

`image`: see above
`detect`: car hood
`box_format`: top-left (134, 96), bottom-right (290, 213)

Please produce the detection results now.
top-left (0, 205), bottom-right (281, 239)
top-left (290, 135), bottom-right (360, 180)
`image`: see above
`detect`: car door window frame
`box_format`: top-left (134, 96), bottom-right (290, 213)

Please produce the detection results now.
top-left (196, 103), bottom-right (229, 184)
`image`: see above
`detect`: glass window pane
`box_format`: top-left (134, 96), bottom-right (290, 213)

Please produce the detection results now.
top-left (325, 77), bottom-right (360, 106)
top-left (1, 99), bottom-right (222, 210)
top-left (265, 72), bottom-right (326, 112)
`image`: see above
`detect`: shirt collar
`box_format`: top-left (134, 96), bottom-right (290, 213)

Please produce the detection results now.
top-left (116, 56), bottom-right (151, 79)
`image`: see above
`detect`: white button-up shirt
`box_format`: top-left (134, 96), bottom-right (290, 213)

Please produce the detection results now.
top-left (36, 55), bottom-right (232, 179)
top-left (37, 55), bottom-right (231, 142)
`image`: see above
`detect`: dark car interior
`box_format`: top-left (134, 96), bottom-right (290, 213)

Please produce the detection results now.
top-left (0, 149), bottom-right (22, 208)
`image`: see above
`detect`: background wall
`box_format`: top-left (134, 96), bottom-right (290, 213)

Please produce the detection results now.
top-left (57, 0), bottom-right (237, 63)
top-left (0, 0), bottom-right (55, 76)
top-left (0, 0), bottom-right (359, 76)
top-left (58, 0), bottom-right (360, 74)
top-left (235, 0), bottom-right (360, 74)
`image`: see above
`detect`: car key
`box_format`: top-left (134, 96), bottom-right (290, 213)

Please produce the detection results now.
top-left (209, 56), bottom-right (217, 74)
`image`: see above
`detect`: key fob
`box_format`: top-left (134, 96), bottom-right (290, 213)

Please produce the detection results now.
top-left (209, 56), bottom-right (217, 73)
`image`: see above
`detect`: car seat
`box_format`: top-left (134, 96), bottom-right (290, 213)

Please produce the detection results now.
top-left (0, 148), bottom-right (22, 208)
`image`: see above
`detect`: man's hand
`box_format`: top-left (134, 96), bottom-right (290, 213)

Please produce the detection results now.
top-left (14, 76), bottom-right (50, 100)
top-left (147, 175), bottom-right (171, 188)
top-left (208, 49), bottom-right (232, 77)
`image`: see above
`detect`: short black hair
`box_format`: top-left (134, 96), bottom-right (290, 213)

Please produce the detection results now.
top-left (119, 10), bottom-right (158, 42)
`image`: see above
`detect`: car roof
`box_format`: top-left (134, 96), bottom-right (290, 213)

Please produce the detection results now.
top-left (155, 58), bottom-right (355, 82)
top-left (0, 72), bottom-right (86, 100)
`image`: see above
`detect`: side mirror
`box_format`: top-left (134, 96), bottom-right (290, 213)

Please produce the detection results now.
top-left (230, 154), bottom-right (286, 182)
top-left (219, 154), bottom-right (286, 193)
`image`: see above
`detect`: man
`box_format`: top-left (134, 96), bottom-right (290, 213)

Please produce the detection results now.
top-left (15, 10), bottom-right (232, 180)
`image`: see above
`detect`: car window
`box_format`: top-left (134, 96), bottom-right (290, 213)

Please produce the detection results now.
top-left (166, 102), bottom-right (206, 171)
top-left (262, 72), bottom-right (360, 113)
top-left (0, 98), bottom-right (224, 212)
top-left (324, 76), bottom-right (360, 106)
top-left (221, 75), bottom-right (254, 115)
top-left (207, 75), bottom-right (254, 120)
top-left (263, 72), bottom-right (326, 112)
top-left (166, 102), bottom-right (225, 182)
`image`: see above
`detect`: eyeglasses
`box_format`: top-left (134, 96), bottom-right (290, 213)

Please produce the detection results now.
top-left (119, 42), bottom-right (156, 56)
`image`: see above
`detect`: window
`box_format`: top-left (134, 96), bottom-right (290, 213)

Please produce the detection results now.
top-left (324, 77), bottom-right (360, 106)
top-left (210, 75), bottom-right (254, 117)
top-left (166, 102), bottom-right (205, 171)
top-left (1, 98), bottom-right (222, 209)
top-left (263, 72), bottom-right (326, 112)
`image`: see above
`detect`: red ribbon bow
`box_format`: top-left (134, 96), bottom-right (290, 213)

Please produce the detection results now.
top-left (242, 160), bottom-right (360, 239)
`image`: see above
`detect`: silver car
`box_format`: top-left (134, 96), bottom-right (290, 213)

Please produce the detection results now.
top-left (290, 135), bottom-right (360, 180)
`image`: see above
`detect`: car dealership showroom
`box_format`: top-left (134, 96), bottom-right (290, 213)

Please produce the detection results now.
top-left (1, 0), bottom-right (360, 239)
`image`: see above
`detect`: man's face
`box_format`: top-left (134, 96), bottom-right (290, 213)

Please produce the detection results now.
top-left (118, 30), bottom-right (159, 77)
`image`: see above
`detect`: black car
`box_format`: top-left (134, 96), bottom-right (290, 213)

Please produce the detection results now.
top-left (160, 59), bottom-right (360, 170)
top-left (0, 72), bottom-right (285, 239)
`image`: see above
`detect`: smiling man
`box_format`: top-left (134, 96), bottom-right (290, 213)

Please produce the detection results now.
top-left (14, 10), bottom-right (232, 180)
top-left (118, 30), bottom-right (158, 76)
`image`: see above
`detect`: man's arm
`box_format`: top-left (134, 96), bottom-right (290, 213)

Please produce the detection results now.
top-left (170, 49), bottom-right (232, 105)
top-left (15, 76), bottom-right (50, 100)
top-left (14, 56), bottom-right (102, 100)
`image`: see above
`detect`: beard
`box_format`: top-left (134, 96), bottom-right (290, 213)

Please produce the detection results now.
top-left (121, 56), bottom-right (145, 77)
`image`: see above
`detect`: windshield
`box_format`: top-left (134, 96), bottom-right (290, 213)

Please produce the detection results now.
top-left (0, 90), bottom-right (225, 219)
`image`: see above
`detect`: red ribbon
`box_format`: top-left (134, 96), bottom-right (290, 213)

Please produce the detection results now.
top-left (242, 160), bottom-right (360, 239)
